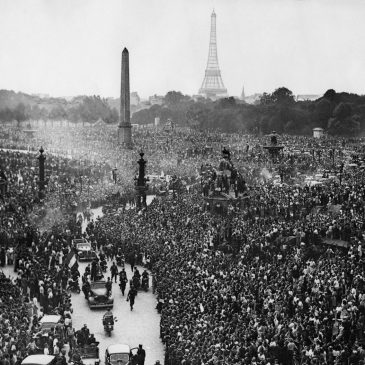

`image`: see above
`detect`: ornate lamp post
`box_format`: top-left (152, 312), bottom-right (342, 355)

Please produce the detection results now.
top-left (112, 168), bottom-right (118, 184)
top-left (134, 151), bottom-right (149, 210)
top-left (37, 146), bottom-right (46, 200)
top-left (263, 132), bottom-right (283, 163)
top-left (331, 148), bottom-right (335, 167)
top-left (339, 162), bottom-right (344, 185)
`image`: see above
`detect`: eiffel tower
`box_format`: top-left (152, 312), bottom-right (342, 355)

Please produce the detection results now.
top-left (199, 10), bottom-right (228, 99)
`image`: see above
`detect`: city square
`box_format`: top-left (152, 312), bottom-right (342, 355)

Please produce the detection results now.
top-left (1, 1), bottom-right (365, 365)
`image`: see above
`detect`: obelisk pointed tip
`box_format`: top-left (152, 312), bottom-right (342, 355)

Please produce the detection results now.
top-left (123, 47), bottom-right (129, 53)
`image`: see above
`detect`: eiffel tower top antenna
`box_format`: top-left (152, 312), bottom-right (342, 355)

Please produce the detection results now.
top-left (198, 10), bottom-right (227, 100)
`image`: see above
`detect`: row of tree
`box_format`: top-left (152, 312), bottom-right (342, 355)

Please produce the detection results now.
top-left (1, 88), bottom-right (365, 136)
top-left (131, 89), bottom-right (365, 136)
top-left (0, 92), bottom-right (118, 124)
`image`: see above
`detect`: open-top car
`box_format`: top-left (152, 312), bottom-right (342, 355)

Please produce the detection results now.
top-left (39, 315), bottom-right (64, 334)
top-left (73, 238), bottom-right (97, 261)
top-left (88, 281), bottom-right (113, 309)
top-left (71, 344), bottom-right (100, 365)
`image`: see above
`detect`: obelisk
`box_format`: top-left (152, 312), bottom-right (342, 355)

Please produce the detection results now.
top-left (118, 47), bottom-right (133, 148)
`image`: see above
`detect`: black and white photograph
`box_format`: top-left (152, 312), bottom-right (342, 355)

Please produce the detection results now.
top-left (0, 0), bottom-right (365, 364)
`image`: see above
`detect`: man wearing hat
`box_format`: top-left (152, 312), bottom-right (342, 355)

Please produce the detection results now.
top-left (137, 344), bottom-right (146, 365)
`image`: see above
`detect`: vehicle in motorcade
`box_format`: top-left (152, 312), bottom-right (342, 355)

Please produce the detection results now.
top-left (73, 238), bottom-right (97, 261)
top-left (105, 344), bottom-right (138, 365)
top-left (141, 275), bottom-right (149, 291)
top-left (104, 320), bottom-right (114, 337)
top-left (70, 345), bottom-right (100, 365)
top-left (88, 281), bottom-right (114, 309)
top-left (39, 314), bottom-right (64, 334)
top-left (115, 249), bottom-right (125, 267)
top-left (94, 266), bottom-right (104, 281)
top-left (103, 314), bottom-right (118, 337)
top-left (21, 355), bottom-right (56, 365)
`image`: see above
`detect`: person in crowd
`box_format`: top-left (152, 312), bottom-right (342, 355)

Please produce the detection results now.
top-left (110, 262), bottom-right (118, 283)
top-left (3, 126), bottom-right (365, 364)
top-left (119, 269), bottom-right (128, 296)
top-left (105, 277), bottom-right (112, 297)
top-left (127, 285), bottom-right (137, 311)
top-left (137, 344), bottom-right (146, 365)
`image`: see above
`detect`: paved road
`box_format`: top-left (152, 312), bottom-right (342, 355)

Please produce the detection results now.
top-left (1, 261), bottom-right (165, 365)
top-left (72, 261), bottom-right (164, 365)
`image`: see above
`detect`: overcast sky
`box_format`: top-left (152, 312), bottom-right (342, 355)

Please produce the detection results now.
top-left (0, 0), bottom-right (364, 99)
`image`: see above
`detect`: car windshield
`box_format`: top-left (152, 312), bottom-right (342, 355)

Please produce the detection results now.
top-left (91, 282), bottom-right (106, 289)
top-left (74, 239), bottom-right (87, 244)
top-left (77, 244), bottom-right (91, 250)
top-left (41, 323), bottom-right (56, 329)
top-left (109, 353), bottom-right (129, 365)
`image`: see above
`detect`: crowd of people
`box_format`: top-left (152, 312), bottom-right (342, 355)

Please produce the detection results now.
top-left (1, 122), bottom-right (365, 364)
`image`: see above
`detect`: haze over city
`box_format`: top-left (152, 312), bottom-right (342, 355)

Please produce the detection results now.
top-left (0, 0), bottom-right (364, 99)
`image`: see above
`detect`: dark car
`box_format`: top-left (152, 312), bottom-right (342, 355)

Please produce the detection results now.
top-left (88, 281), bottom-right (114, 309)
top-left (73, 238), bottom-right (97, 261)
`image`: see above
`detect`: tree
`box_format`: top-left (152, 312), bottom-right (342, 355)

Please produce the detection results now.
top-left (13, 103), bottom-right (28, 122)
top-left (67, 96), bottom-right (118, 124)
top-left (327, 115), bottom-right (360, 136)
top-left (164, 91), bottom-right (187, 106)
top-left (49, 105), bottom-right (67, 120)
top-left (270, 87), bottom-right (295, 104)
top-left (186, 102), bottom-right (211, 130)
top-left (105, 107), bottom-right (118, 124)
top-left (258, 92), bottom-right (272, 105)
top-left (314, 98), bottom-right (332, 128)
top-left (217, 97), bottom-right (236, 109)
top-left (323, 89), bottom-right (336, 102)
top-left (333, 102), bottom-right (352, 121)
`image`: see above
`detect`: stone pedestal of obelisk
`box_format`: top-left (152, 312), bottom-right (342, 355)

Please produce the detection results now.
top-left (118, 47), bottom-right (133, 148)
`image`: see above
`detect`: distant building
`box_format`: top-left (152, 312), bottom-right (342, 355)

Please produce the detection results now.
top-left (313, 127), bottom-right (325, 138)
top-left (241, 85), bottom-right (245, 99)
top-left (297, 94), bottom-right (320, 102)
top-left (130, 92), bottom-right (140, 106)
top-left (192, 95), bottom-right (205, 102)
top-left (149, 94), bottom-right (164, 105)
top-left (32, 93), bottom-right (49, 98)
top-left (244, 93), bottom-right (262, 104)
top-left (139, 100), bottom-right (151, 108)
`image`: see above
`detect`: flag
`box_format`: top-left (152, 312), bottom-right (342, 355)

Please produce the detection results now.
top-left (64, 252), bottom-right (77, 269)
